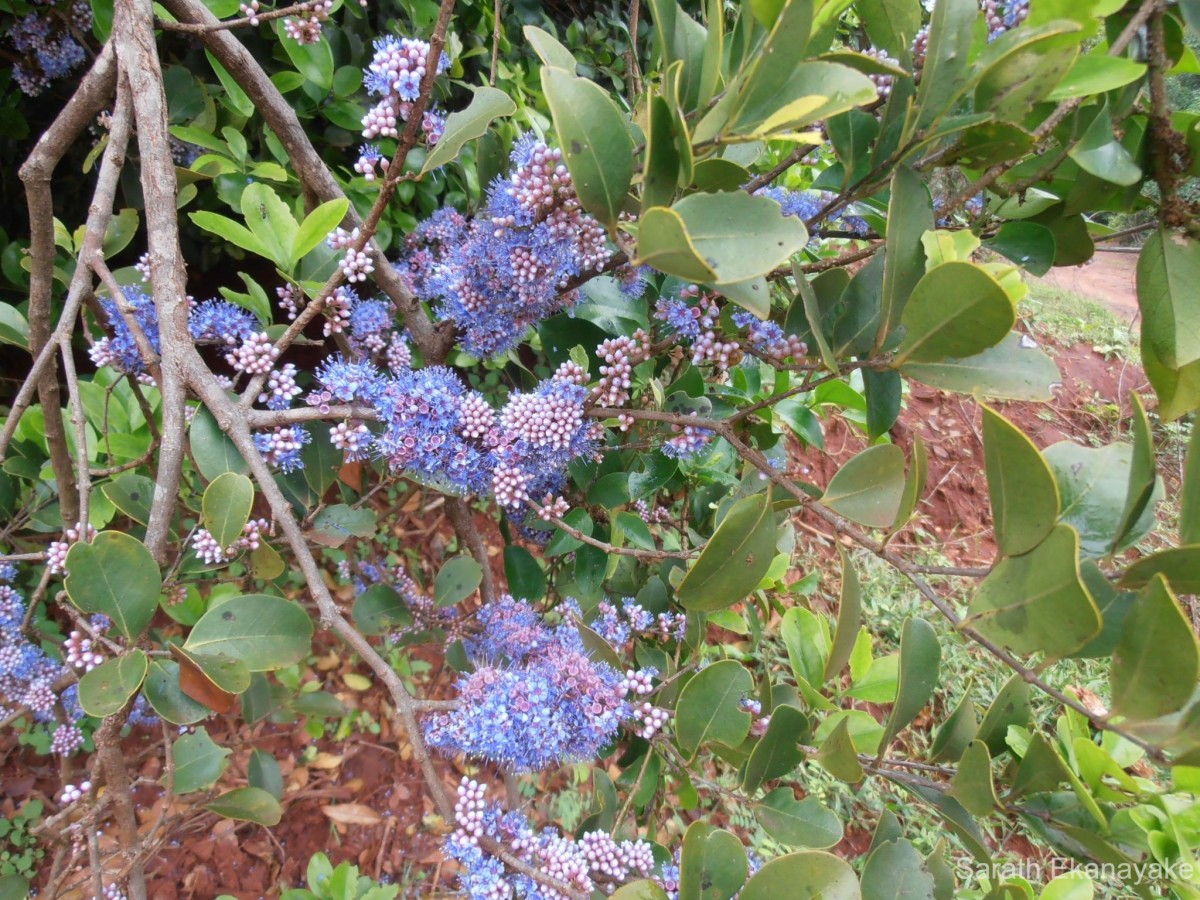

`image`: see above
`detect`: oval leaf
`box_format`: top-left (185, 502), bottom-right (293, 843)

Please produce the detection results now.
top-left (677, 494), bottom-right (777, 611)
top-left (754, 788), bottom-right (843, 850)
top-left (202, 472), bottom-right (254, 549)
top-left (675, 659), bottom-right (753, 756)
top-left (64, 531), bottom-right (161, 640)
top-left (740, 851), bottom-right (861, 900)
top-left (822, 444), bottom-right (906, 529)
top-left (172, 726), bottom-right (231, 794)
top-left (78, 650), bottom-right (148, 718)
top-left (895, 262), bottom-right (1016, 364)
top-left (1111, 574), bottom-right (1200, 721)
top-left (434, 556), bottom-right (483, 607)
top-left (205, 786), bottom-right (282, 826)
top-left (183, 594), bottom-right (313, 671)
top-left (421, 87), bottom-right (518, 175)
top-left (981, 406), bottom-right (1060, 557)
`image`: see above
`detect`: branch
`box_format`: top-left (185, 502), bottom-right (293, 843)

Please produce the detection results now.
top-left (446, 497), bottom-right (498, 604)
top-left (156, 1), bottom-right (314, 32)
top-left (526, 498), bottom-right (695, 562)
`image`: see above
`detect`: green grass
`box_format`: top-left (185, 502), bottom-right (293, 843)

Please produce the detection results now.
top-left (1021, 281), bottom-right (1137, 357)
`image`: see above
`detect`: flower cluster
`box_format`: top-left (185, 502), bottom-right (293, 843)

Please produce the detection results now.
top-left (191, 519), bottom-right (271, 565)
top-left (357, 35), bottom-right (449, 174)
top-left (89, 286), bottom-right (162, 377)
top-left (424, 596), bottom-right (640, 772)
top-left (312, 359), bottom-right (599, 514)
top-left (758, 186), bottom-right (871, 237)
top-left (982, 0), bottom-right (1029, 40)
top-left (446, 777), bottom-right (656, 899)
top-left (188, 299), bottom-right (258, 347)
top-left (731, 311), bottom-right (807, 363)
top-left (8, 6), bottom-right (89, 96)
top-left (396, 134), bottom-right (615, 358)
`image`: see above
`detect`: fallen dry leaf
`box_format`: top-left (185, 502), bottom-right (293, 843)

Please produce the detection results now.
top-left (321, 803), bottom-right (383, 826)
top-left (310, 752), bottom-right (343, 770)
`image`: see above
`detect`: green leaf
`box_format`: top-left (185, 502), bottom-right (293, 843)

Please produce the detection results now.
top-left (930, 685), bottom-right (978, 763)
top-left (824, 548), bottom-right (862, 681)
top-left (965, 525), bottom-right (1101, 659)
top-left (421, 87), bottom-right (517, 175)
top-left (1068, 102), bottom-right (1142, 187)
top-left (64, 532), bottom-right (161, 640)
top-left (821, 444), bottom-right (906, 529)
top-left (912, 0), bottom-right (976, 130)
top-left (679, 821), bottom-right (747, 900)
top-left (814, 716), bottom-right (864, 782)
top-left (175, 645), bottom-right (250, 695)
top-left (0, 302), bottom-right (29, 349)
top-left (857, 0), bottom-right (921, 57)
top-left (172, 726), bottom-right (231, 794)
top-left (202, 472), bottom-right (254, 549)
top-left (293, 198), bottom-right (349, 262)
top-left (899, 332), bottom-right (1062, 402)
top-left (250, 542), bottom-right (285, 581)
top-left (1110, 574), bottom-right (1200, 720)
top-left (351, 584), bottom-right (412, 636)
top-left (308, 504), bottom-right (377, 548)
top-left (675, 659), bottom-right (753, 756)
top-left (860, 839), bottom-right (937, 899)
top-left (949, 741), bottom-right (998, 817)
top-left (184, 594), bottom-right (313, 671)
top-left (647, 0), bottom-right (712, 111)
top-left (1010, 732), bottom-right (1071, 797)
top-left (754, 789), bottom-right (843, 850)
top-left (895, 782), bottom-right (990, 862)
top-left (205, 787), bottom-right (282, 826)
top-left (877, 166), bottom-right (932, 349)
top-left (643, 96), bottom-right (682, 212)
top-left (984, 222), bottom-right (1057, 277)
top-left (504, 546), bottom-right (545, 601)
top-left (523, 24), bottom-right (577, 71)
top-left (276, 20), bottom-right (332, 89)
top-left (1047, 54), bottom-right (1146, 101)
top-left (1141, 325), bottom-right (1200, 421)
top-left (1044, 440), bottom-right (1159, 558)
top-left (879, 618), bottom-right (940, 753)
top-left (1185, 427), bottom-right (1200, 546)
top-left (677, 494), bottom-right (777, 611)
top-left (611, 882), bottom-right (669, 900)
top-left (739, 851), bottom-right (861, 900)
top-left (981, 406), bottom-right (1060, 557)
top-left (205, 51), bottom-right (254, 116)
top-left (434, 556), bottom-right (483, 607)
top-left (889, 435), bottom-right (928, 534)
top-left (542, 67), bottom-right (633, 230)
top-left (102, 208), bottom-right (139, 259)
top-left (863, 368), bottom-right (902, 439)
top-left (144, 660), bottom-right (212, 725)
top-left (895, 263), bottom-right (1016, 364)
top-left (78, 650), bottom-right (148, 718)
top-left (635, 191), bottom-right (808, 288)
top-left (242, 182), bottom-right (299, 270)
top-left (1039, 871), bottom-right (1095, 900)
top-left (100, 473), bottom-right (156, 526)
top-left (742, 706), bottom-right (809, 794)
top-left (728, 61), bottom-right (875, 139)
top-left (974, 24), bottom-right (1082, 123)
top-left (976, 674), bottom-right (1031, 757)
top-left (1115, 393), bottom-right (1158, 552)
top-left (189, 211), bottom-right (270, 259)
top-left (190, 407), bottom-right (249, 480)
top-left (249, 749), bottom-right (284, 800)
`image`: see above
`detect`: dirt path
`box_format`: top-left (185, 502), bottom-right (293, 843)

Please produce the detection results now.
top-left (1033, 250), bottom-right (1140, 321)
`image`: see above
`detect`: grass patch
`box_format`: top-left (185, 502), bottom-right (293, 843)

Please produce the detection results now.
top-left (1022, 281), bottom-right (1136, 357)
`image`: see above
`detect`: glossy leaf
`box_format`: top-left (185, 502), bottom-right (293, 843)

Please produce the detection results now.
top-left (679, 821), bottom-right (747, 900)
top-left (611, 882), bottom-right (670, 900)
top-left (742, 705), bottom-right (809, 794)
top-left (1010, 732), bottom-right (1071, 797)
top-left (814, 716), bottom-right (864, 782)
top-left (975, 24), bottom-right (1082, 123)
top-left (981, 406), bottom-right (1060, 557)
top-left (857, 0), bottom-right (921, 57)
top-left (184, 594), bottom-right (313, 671)
top-left (172, 645), bottom-right (247, 709)
top-left (523, 25), bottom-right (577, 71)
top-left (64, 531), bottom-right (161, 640)
top-left (1069, 103), bottom-right (1142, 187)
top-left (889, 434), bottom-right (928, 534)
top-left (434, 556), bottom-right (483, 607)
top-left (100, 473), bottom-right (156, 526)
top-left (504, 545), bottom-right (546, 601)
top-left (1048, 54), bottom-right (1146, 100)
top-left (965, 525), bottom-right (1101, 658)
top-left (542, 68), bottom-right (633, 229)
top-left (739, 852), bottom-right (861, 900)
top-left (78, 650), bottom-right (148, 718)
top-left (644, 94), bottom-right (683, 211)
top-left (949, 741), bottom-right (998, 817)
top-left (930, 685), bottom-right (978, 763)
top-left (421, 87), bottom-right (517, 175)
top-left (900, 332), bottom-right (1062, 402)
top-left (172, 726), bottom-right (231, 794)
top-left (1136, 228), bottom-right (1200, 370)
top-left (984, 222), bottom-right (1057, 277)
top-left (860, 839), bottom-right (937, 899)
top-left (754, 788), bottom-right (842, 850)
top-left (205, 786), bottom-right (282, 826)
top-left (675, 659), bottom-right (753, 755)
top-left (241, 182), bottom-right (297, 270)
top-left (879, 618), bottom-right (940, 753)
top-left (1044, 440), bottom-right (1160, 558)
top-left (1111, 574), bottom-right (1200, 720)
top-left (677, 494), bottom-right (777, 611)
top-left (636, 191), bottom-right (808, 288)
top-left (144, 660), bottom-right (212, 725)
top-left (912, 0), bottom-right (976, 129)
top-left (895, 262), bottom-right (1015, 364)
top-left (292, 198), bottom-right (349, 261)
top-left (190, 407), bottom-right (249, 480)
top-left (1114, 393), bottom-right (1158, 552)
top-left (877, 166), bottom-right (932, 350)
top-left (821, 444), bottom-right (906, 529)
top-left (202, 472), bottom-right (254, 549)
top-left (825, 548), bottom-right (862, 681)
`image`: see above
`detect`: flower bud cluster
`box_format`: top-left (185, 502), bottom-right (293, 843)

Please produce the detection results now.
top-left (254, 426), bottom-right (311, 472)
top-left (731, 311), bottom-right (807, 363)
top-left (59, 780), bottom-right (92, 804)
top-left (47, 523), bottom-right (96, 576)
top-left (64, 631), bottom-right (103, 672)
top-left (225, 331), bottom-right (279, 374)
top-left (89, 286), bottom-right (162, 377)
top-left (8, 9), bottom-right (87, 96)
top-left (191, 518), bottom-right (273, 565)
top-left (595, 330), bottom-right (651, 407)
